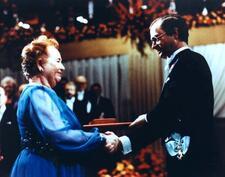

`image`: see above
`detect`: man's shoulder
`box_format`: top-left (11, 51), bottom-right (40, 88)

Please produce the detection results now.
top-left (178, 49), bottom-right (203, 59)
top-left (178, 49), bottom-right (207, 68)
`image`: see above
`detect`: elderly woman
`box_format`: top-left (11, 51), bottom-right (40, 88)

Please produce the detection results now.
top-left (10, 36), bottom-right (119, 177)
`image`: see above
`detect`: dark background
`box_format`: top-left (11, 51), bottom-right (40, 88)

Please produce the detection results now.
top-left (10, 0), bottom-right (225, 23)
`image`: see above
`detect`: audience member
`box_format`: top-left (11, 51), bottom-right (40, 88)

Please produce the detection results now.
top-left (0, 86), bottom-right (20, 177)
top-left (17, 83), bottom-right (27, 98)
top-left (53, 76), bottom-right (68, 100)
top-left (0, 76), bottom-right (18, 107)
top-left (89, 83), bottom-right (115, 120)
top-left (63, 81), bottom-right (76, 111)
top-left (74, 75), bottom-right (92, 125)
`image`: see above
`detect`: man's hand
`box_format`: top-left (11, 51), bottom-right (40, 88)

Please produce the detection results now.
top-left (129, 114), bottom-right (147, 128)
top-left (103, 131), bottom-right (120, 154)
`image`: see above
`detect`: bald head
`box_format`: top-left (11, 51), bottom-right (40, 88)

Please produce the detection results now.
top-left (74, 75), bottom-right (88, 91)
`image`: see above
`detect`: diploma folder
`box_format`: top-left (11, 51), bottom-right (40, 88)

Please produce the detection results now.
top-left (83, 118), bottom-right (131, 130)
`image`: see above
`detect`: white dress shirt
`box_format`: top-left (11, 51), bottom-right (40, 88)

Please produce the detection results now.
top-left (167, 46), bottom-right (190, 68)
top-left (66, 97), bottom-right (75, 110)
top-left (0, 105), bottom-right (6, 122)
top-left (77, 91), bottom-right (85, 101)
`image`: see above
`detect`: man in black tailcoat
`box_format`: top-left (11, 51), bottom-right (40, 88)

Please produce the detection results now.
top-left (107, 15), bottom-right (221, 177)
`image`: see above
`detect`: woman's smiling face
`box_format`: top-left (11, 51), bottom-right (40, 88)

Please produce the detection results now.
top-left (40, 46), bottom-right (65, 88)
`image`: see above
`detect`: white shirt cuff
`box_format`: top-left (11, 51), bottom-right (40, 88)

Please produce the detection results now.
top-left (119, 136), bottom-right (132, 155)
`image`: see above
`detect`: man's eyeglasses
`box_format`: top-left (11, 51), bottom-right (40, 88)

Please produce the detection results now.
top-left (150, 32), bottom-right (166, 44)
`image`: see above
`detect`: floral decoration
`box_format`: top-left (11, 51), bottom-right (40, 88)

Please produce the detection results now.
top-left (98, 144), bottom-right (167, 177)
top-left (0, 0), bottom-right (224, 58)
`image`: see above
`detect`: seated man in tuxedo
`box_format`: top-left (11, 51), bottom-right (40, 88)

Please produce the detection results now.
top-left (89, 83), bottom-right (115, 120)
top-left (0, 86), bottom-right (20, 177)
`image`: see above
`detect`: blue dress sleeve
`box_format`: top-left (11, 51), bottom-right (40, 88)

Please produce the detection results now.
top-left (28, 86), bottom-right (105, 153)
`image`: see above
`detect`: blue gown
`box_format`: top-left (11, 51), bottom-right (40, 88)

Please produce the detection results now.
top-left (11, 84), bottom-right (105, 177)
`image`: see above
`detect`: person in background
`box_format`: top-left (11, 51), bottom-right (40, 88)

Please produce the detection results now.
top-left (17, 83), bottom-right (27, 98)
top-left (53, 76), bottom-right (68, 100)
top-left (0, 86), bottom-right (20, 177)
top-left (0, 76), bottom-right (18, 108)
top-left (13, 83), bottom-right (28, 110)
top-left (10, 35), bottom-right (119, 177)
top-left (107, 15), bottom-right (221, 177)
top-left (73, 75), bottom-right (92, 125)
top-left (63, 81), bottom-right (76, 111)
top-left (89, 83), bottom-right (115, 120)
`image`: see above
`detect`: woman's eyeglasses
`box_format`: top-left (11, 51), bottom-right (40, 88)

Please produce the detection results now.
top-left (150, 32), bottom-right (166, 44)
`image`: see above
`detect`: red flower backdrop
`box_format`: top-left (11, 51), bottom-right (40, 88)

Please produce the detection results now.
top-left (0, 0), bottom-right (224, 67)
top-left (98, 144), bottom-right (167, 177)
top-left (111, 0), bottom-right (169, 55)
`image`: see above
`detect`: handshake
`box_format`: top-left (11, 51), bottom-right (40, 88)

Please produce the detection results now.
top-left (102, 131), bottom-right (121, 154)
top-left (101, 113), bottom-right (147, 154)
